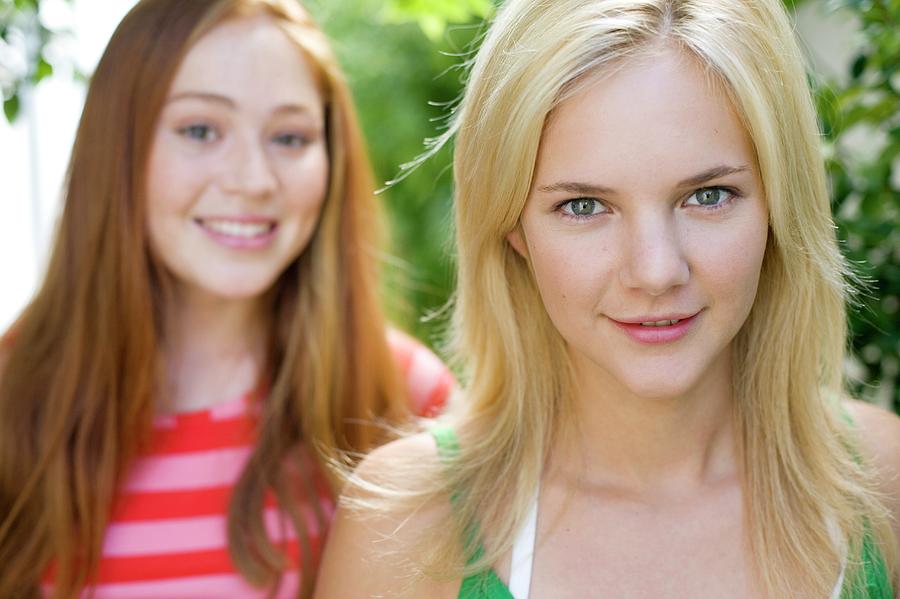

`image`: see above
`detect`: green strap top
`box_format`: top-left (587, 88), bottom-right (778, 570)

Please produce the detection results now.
top-left (429, 424), bottom-right (893, 599)
top-left (430, 424), bottom-right (514, 599)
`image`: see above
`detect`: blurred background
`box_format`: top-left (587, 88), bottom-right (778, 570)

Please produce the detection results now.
top-left (0, 0), bottom-right (897, 414)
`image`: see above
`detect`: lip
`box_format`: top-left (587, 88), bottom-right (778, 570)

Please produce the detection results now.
top-left (608, 311), bottom-right (701, 345)
top-left (194, 216), bottom-right (278, 250)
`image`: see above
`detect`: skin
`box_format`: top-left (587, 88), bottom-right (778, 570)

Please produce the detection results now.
top-left (315, 47), bottom-right (900, 598)
top-left (144, 16), bottom-right (328, 413)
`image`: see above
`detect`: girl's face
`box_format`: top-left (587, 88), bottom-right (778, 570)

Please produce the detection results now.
top-left (509, 47), bottom-right (769, 401)
top-left (145, 16), bottom-right (328, 301)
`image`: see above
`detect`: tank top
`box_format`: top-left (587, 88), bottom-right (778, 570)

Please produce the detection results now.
top-left (430, 425), bottom-right (894, 599)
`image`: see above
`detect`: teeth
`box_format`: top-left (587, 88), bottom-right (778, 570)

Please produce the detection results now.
top-left (639, 319), bottom-right (680, 327)
top-left (201, 219), bottom-right (273, 238)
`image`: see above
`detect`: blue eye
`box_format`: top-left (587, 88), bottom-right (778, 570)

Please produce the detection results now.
top-left (561, 198), bottom-right (606, 219)
top-left (685, 187), bottom-right (735, 208)
top-left (178, 124), bottom-right (218, 142)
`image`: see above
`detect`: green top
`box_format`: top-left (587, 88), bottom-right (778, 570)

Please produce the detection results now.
top-left (430, 424), bottom-right (893, 599)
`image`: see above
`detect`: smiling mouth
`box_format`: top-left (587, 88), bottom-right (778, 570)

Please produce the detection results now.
top-left (195, 218), bottom-right (276, 238)
top-left (640, 319), bottom-right (681, 327)
top-left (608, 312), bottom-right (700, 344)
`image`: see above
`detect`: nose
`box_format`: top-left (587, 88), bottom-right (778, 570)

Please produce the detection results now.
top-left (220, 135), bottom-right (278, 199)
top-left (618, 213), bottom-right (690, 295)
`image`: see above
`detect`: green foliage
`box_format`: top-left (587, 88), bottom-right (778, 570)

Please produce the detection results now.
top-left (813, 0), bottom-right (900, 411)
top-left (307, 0), bottom-right (483, 346)
top-left (0, 0), bottom-right (72, 122)
top-left (3, 93), bottom-right (18, 121)
top-left (382, 0), bottom-right (493, 40)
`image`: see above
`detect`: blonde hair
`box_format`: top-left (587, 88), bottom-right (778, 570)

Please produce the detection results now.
top-left (369, 0), bottom-right (897, 595)
top-left (0, 1), bottom-right (408, 597)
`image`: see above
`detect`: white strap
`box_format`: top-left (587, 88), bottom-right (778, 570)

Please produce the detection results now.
top-left (508, 487), bottom-right (540, 599)
top-left (828, 564), bottom-right (845, 599)
top-left (826, 516), bottom-right (846, 599)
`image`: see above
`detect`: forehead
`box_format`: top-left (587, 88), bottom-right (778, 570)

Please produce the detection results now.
top-left (534, 47), bottom-right (756, 191)
top-left (167, 15), bottom-right (323, 110)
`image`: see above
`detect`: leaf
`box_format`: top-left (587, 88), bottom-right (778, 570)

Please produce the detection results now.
top-left (34, 56), bottom-right (52, 81)
top-left (384, 0), bottom-right (493, 38)
top-left (3, 94), bottom-right (19, 122)
top-left (851, 53), bottom-right (868, 80)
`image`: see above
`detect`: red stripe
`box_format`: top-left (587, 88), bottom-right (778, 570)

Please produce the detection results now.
top-left (145, 417), bottom-right (257, 455)
top-left (110, 487), bottom-right (288, 522)
top-left (111, 487), bottom-right (230, 521)
top-left (93, 539), bottom-right (311, 583)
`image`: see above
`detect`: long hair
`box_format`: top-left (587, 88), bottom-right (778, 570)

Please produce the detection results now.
top-left (0, 1), bottom-right (408, 597)
top-left (363, 0), bottom-right (896, 595)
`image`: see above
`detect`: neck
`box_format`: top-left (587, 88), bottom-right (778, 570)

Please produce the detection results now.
top-left (554, 350), bottom-right (738, 496)
top-left (160, 286), bottom-right (270, 413)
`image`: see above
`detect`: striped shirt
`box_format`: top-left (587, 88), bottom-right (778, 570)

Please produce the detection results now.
top-left (48, 330), bottom-right (453, 598)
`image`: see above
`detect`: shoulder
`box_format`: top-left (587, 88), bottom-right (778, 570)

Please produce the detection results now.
top-left (316, 432), bottom-right (458, 598)
top-left (351, 430), bottom-right (442, 488)
top-left (844, 400), bottom-right (900, 526)
top-left (387, 328), bottom-right (455, 417)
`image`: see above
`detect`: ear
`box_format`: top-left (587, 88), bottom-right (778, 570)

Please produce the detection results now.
top-left (506, 225), bottom-right (528, 258)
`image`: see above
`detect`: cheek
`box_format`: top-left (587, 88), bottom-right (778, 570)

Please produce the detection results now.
top-left (689, 213), bottom-right (769, 313)
top-left (145, 136), bottom-right (209, 218)
top-left (144, 150), bottom-right (178, 253)
top-left (526, 230), bottom-right (614, 322)
top-left (286, 146), bottom-right (330, 214)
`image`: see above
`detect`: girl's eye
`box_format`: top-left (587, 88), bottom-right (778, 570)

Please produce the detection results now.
top-left (684, 187), bottom-right (735, 208)
top-left (272, 133), bottom-right (308, 148)
top-left (561, 198), bottom-right (606, 218)
top-left (178, 124), bottom-right (218, 142)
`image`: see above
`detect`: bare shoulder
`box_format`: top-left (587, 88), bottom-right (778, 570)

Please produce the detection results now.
top-left (314, 432), bottom-right (458, 599)
top-left (356, 430), bottom-right (442, 481)
top-left (844, 400), bottom-right (900, 521)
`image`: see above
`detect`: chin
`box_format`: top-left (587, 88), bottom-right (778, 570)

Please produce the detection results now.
top-left (618, 370), bottom-right (703, 402)
top-left (198, 276), bottom-right (281, 301)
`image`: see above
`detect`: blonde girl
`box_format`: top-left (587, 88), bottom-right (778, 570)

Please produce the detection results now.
top-left (0, 0), bottom-right (451, 597)
top-left (317, 0), bottom-right (899, 597)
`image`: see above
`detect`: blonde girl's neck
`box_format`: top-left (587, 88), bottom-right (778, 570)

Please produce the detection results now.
top-left (560, 348), bottom-right (738, 493)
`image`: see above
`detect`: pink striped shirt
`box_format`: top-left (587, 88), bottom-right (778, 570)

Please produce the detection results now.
top-left (46, 331), bottom-right (453, 597)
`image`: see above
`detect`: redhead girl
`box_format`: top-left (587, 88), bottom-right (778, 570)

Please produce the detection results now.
top-left (0, 0), bottom-right (451, 597)
top-left (317, 0), bottom-right (899, 597)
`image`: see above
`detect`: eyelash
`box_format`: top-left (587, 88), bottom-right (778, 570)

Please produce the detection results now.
top-left (175, 124), bottom-right (313, 152)
top-left (272, 133), bottom-right (310, 148)
top-left (557, 197), bottom-right (608, 221)
top-left (556, 186), bottom-right (741, 221)
top-left (683, 186), bottom-right (741, 211)
top-left (177, 123), bottom-right (219, 142)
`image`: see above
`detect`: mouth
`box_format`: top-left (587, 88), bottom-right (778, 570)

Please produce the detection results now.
top-left (608, 311), bottom-right (701, 344)
top-left (638, 319), bottom-right (683, 327)
top-left (195, 217), bottom-right (277, 239)
top-left (611, 312), bottom-right (699, 326)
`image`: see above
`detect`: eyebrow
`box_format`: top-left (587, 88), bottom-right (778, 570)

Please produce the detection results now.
top-left (536, 164), bottom-right (750, 196)
top-left (166, 92), bottom-right (318, 116)
top-left (167, 92), bottom-right (235, 107)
